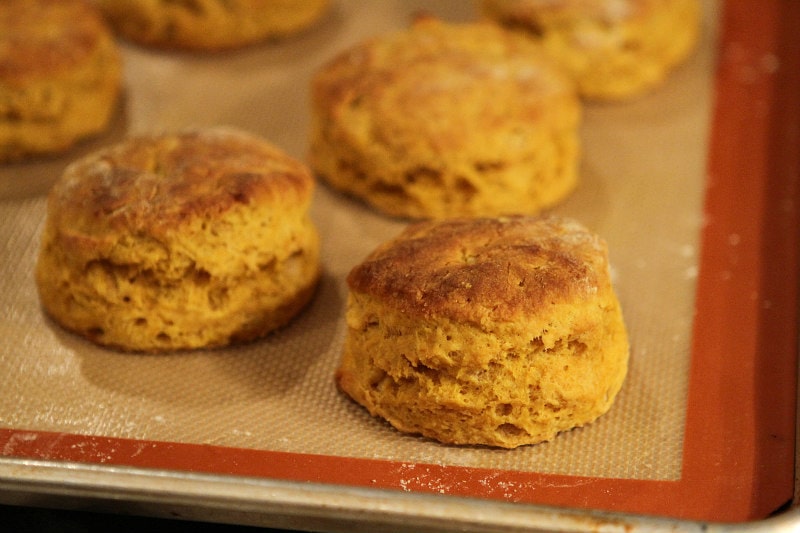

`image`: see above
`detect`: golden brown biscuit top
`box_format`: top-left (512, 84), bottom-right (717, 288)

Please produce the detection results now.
top-left (348, 215), bottom-right (610, 325)
top-left (313, 18), bottom-right (575, 155)
top-left (482, 0), bottom-right (659, 25)
top-left (48, 128), bottom-right (314, 241)
top-left (0, 0), bottom-right (113, 84)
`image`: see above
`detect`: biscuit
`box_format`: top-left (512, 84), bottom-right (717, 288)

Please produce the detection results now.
top-left (0, 0), bottom-right (122, 162)
top-left (336, 215), bottom-right (629, 448)
top-left (36, 127), bottom-right (321, 353)
top-left (480, 0), bottom-right (701, 100)
top-left (94, 0), bottom-right (330, 51)
top-left (309, 18), bottom-right (580, 219)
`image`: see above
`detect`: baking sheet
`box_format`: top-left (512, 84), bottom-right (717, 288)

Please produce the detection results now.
top-left (0, 0), bottom-right (798, 530)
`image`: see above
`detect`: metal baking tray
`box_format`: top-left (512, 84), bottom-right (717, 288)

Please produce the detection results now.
top-left (1, 0), bottom-right (798, 531)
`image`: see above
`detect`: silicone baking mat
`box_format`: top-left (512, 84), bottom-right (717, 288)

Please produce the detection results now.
top-left (0, 0), bottom-right (797, 528)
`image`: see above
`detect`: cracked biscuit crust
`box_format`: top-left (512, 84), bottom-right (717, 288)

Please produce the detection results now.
top-left (337, 216), bottom-right (629, 448)
top-left (0, 0), bottom-right (121, 162)
top-left (36, 127), bottom-right (320, 352)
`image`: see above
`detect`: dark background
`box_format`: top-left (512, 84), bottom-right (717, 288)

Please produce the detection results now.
top-left (0, 503), bottom-right (306, 532)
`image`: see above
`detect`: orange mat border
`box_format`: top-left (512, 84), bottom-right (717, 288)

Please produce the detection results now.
top-left (2, 0), bottom-right (798, 523)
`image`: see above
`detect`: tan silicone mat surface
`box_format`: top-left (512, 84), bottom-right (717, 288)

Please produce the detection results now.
top-left (1, 0), bottom-right (718, 485)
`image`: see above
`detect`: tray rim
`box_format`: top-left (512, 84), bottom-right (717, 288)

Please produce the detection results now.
top-left (1, 0), bottom-right (799, 529)
top-left (1, 456), bottom-right (798, 533)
